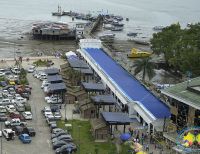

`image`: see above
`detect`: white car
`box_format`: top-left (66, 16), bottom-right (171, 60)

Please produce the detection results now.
top-left (39, 73), bottom-right (47, 81)
top-left (41, 82), bottom-right (50, 89)
top-left (2, 129), bottom-right (15, 140)
top-left (45, 95), bottom-right (59, 101)
top-left (47, 97), bottom-right (62, 104)
top-left (12, 97), bottom-right (27, 104)
top-left (0, 131), bottom-right (2, 137)
top-left (44, 111), bottom-right (53, 118)
top-left (54, 112), bottom-right (62, 120)
top-left (22, 111), bottom-right (32, 120)
top-left (27, 66), bottom-right (35, 73)
top-left (6, 105), bottom-right (16, 113)
top-left (0, 106), bottom-right (7, 113)
top-left (0, 99), bottom-right (11, 105)
top-left (0, 71), bottom-right (5, 77)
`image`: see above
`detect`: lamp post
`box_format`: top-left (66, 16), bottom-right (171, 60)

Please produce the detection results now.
top-left (1, 122), bottom-right (3, 154)
top-left (78, 125), bottom-right (81, 154)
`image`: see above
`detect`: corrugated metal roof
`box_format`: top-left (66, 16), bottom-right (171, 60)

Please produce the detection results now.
top-left (84, 48), bottom-right (170, 119)
top-left (82, 82), bottom-right (105, 92)
top-left (47, 75), bottom-right (63, 82)
top-left (101, 112), bottom-right (131, 124)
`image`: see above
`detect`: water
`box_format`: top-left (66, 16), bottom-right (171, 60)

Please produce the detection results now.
top-left (0, 0), bottom-right (200, 56)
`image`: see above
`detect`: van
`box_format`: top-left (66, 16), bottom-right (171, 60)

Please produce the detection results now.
top-left (15, 103), bottom-right (25, 112)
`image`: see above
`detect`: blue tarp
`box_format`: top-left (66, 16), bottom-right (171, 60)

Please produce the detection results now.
top-left (84, 48), bottom-right (170, 119)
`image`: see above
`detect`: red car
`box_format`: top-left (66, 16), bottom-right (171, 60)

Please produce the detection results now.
top-left (9, 112), bottom-right (25, 121)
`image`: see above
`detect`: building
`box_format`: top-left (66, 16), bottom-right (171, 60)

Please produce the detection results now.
top-left (78, 39), bottom-right (171, 133)
top-left (161, 77), bottom-right (200, 131)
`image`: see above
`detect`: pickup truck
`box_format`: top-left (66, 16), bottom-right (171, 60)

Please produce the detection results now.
top-left (5, 118), bottom-right (27, 128)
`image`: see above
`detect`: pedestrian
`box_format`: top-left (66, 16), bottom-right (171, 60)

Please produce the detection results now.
top-left (155, 144), bottom-right (157, 149)
top-left (146, 144), bottom-right (149, 151)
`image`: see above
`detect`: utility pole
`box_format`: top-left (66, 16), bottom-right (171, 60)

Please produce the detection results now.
top-left (1, 122), bottom-right (3, 154)
top-left (78, 125), bottom-right (81, 154)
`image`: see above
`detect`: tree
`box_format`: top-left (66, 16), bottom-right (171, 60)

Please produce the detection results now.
top-left (133, 57), bottom-right (155, 81)
top-left (150, 23), bottom-right (200, 77)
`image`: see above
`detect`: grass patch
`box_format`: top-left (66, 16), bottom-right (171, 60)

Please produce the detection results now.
top-left (57, 120), bottom-right (116, 154)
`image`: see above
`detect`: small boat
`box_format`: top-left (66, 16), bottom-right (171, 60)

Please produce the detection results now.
top-left (112, 22), bottom-right (124, 27)
top-left (153, 26), bottom-right (164, 31)
top-left (52, 5), bottom-right (63, 16)
top-left (111, 26), bottom-right (123, 31)
top-left (99, 33), bottom-right (115, 42)
top-left (129, 39), bottom-right (150, 45)
top-left (103, 24), bottom-right (113, 30)
top-left (127, 32), bottom-right (137, 37)
top-left (127, 48), bottom-right (152, 58)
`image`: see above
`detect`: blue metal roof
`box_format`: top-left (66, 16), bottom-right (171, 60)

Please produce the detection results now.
top-left (84, 48), bottom-right (170, 119)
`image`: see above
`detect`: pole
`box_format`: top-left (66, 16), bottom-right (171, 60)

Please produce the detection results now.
top-left (1, 122), bottom-right (2, 154)
top-left (78, 125), bottom-right (81, 154)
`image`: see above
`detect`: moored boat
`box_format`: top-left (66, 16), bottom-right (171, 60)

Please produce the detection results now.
top-left (127, 48), bottom-right (152, 58)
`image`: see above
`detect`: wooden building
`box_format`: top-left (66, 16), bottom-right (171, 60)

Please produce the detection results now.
top-left (90, 118), bottom-right (109, 141)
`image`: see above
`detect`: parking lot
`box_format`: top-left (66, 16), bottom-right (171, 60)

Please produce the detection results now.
top-left (1, 58), bottom-right (65, 154)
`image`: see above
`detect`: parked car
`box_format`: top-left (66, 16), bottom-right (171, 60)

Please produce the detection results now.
top-left (2, 129), bottom-right (15, 140)
top-left (0, 106), bottom-right (7, 113)
top-left (46, 115), bottom-right (56, 125)
top-left (10, 112), bottom-right (25, 121)
top-left (21, 92), bottom-right (30, 100)
top-left (55, 143), bottom-right (77, 154)
top-left (52, 140), bottom-right (72, 150)
top-left (0, 99), bottom-right (12, 105)
top-left (0, 113), bottom-right (8, 122)
top-left (0, 81), bottom-right (7, 87)
top-left (5, 118), bottom-right (27, 128)
top-left (22, 111), bottom-right (32, 120)
top-left (51, 131), bottom-right (69, 139)
top-left (52, 128), bottom-right (64, 134)
top-left (44, 111), bottom-right (53, 118)
top-left (27, 66), bottom-right (35, 73)
top-left (19, 134), bottom-right (31, 143)
top-left (12, 125), bottom-right (24, 136)
top-left (52, 135), bottom-right (73, 143)
top-left (50, 104), bottom-right (61, 112)
top-left (6, 105), bottom-right (16, 113)
top-left (47, 97), bottom-right (62, 104)
top-left (41, 106), bottom-right (51, 114)
top-left (15, 103), bottom-right (25, 112)
top-left (50, 123), bottom-right (57, 132)
top-left (54, 112), bottom-right (62, 120)
top-left (12, 97), bottom-right (27, 105)
top-left (0, 131), bottom-right (2, 137)
top-left (23, 127), bottom-right (36, 137)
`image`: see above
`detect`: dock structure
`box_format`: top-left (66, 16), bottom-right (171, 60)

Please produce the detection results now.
top-left (78, 39), bottom-right (170, 134)
top-left (32, 22), bottom-right (75, 40)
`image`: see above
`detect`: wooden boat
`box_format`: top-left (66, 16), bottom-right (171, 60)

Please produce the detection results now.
top-left (127, 48), bottom-right (152, 58)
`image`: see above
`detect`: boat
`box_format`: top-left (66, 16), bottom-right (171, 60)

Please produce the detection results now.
top-left (129, 39), bottom-right (150, 45)
top-left (99, 33), bottom-right (115, 41)
top-left (112, 22), bottom-right (124, 27)
top-left (153, 26), bottom-right (164, 31)
top-left (52, 5), bottom-right (63, 16)
top-left (111, 26), bottom-right (123, 31)
top-left (127, 32), bottom-right (138, 37)
top-left (103, 24), bottom-right (113, 30)
top-left (127, 48), bottom-right (152, 58)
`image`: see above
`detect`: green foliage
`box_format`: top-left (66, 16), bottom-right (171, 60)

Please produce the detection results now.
top-left (19, 68), bottom-right (29, 85)
top-left (57, 120), bottom-right (117, 154)
top-left (33, 59), bottom-right (53, 67)
top-left (133, 57), bottom-right (155, 81)
top-left (150, 23), bottom-right (200, 77)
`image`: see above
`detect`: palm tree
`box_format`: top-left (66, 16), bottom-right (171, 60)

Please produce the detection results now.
top-left (133, 57), bottom-right (155, 81)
